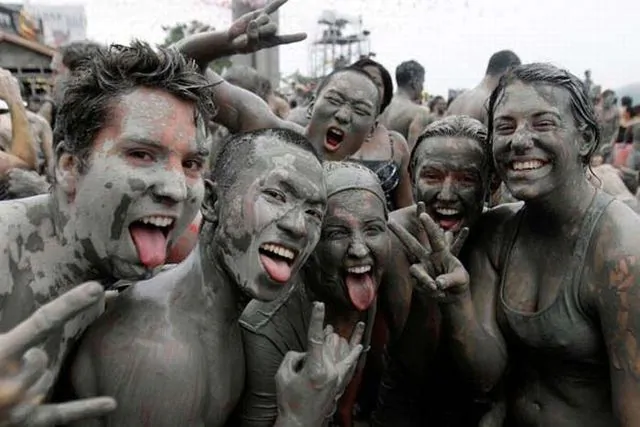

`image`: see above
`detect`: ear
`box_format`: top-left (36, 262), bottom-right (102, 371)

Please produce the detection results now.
top-left (54, 143), bottom-right (81, 198)
top-left (305, 98), bottom-right (315, 119)
top-left (489, 172), bottom-right (502, 195)
top-left (579, 126), bottom-right (598, 159)
top-left (201, 179), bottom-right (219, 225)
top-left (367, 119), bottom-right (379, 141)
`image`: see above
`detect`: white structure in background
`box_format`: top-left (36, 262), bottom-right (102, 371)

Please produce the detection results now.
top-left (309, 10), bottom-right (370, 79)
top-left (22, 3), bottom-right (86, 48)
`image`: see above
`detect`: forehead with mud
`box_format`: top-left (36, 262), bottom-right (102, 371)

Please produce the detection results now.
top-left (323, 161), bottom-right (387, 218)
top-left (212, 128), bottom-right (322, 194)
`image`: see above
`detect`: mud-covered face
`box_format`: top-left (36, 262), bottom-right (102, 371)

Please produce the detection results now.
top-left (306, 70), bottom-right (379, 161)
top-left (307, 190), bottom-right (389, 312)
top-left (413, 136), bottom-right (487, 235)
top-left (492, 81), bottom-right (586, 201)
top-left (64, 88), bottom-right (206, 280)
top-left (216, 137), bottom-right (326, 302)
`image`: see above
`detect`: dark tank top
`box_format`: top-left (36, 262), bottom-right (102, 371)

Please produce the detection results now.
top-left (355, 137), bottom-right (400, 211)
top-left (497, 190), bottom-right (614, 426)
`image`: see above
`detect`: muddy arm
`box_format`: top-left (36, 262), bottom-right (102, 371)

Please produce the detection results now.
top-left (439, 235), bottom-right (508, 393)
top-left (595, 253), bottom-right (640, 425)
top-left (203, 69), bottom-right (304, 135)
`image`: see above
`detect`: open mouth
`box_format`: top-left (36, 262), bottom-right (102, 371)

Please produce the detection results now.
top-left (259, 243), bottom-right (298, 284)
top-left (509, 159), bottom-right (549, 172)
top-left (345, 264), bottom-right (376, 311)
top-left (129, 216), bottom-right (175, 269)
top-left (324, 127), bottom-right (345, 152)
top-left (433, 207), bottom-right (464, 232)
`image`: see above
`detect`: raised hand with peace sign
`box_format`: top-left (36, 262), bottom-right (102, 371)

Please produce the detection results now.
top-left (388, 202), bottom-right (470, 303)
top-left (274, 302), bottom-right (364, 426)
top-left (0, 282), bottom-right (116, 427)
top-left (227, 0), bottom-right (307, 54)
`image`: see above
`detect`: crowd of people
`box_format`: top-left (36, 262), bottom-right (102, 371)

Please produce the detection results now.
top-left (1, 1), bottom-right (640, 426)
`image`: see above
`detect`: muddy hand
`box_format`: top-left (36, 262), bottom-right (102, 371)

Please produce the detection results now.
top-left (0, 282), bottom-right (116, 426)
top-left (389, 202), bottom-right (469, 302)
top-left (228, 0), bottom-right (306, 54)
top-left (7, 169), bottom-right (49, 199)
top-left (275, 302), bottom-right (363, 425)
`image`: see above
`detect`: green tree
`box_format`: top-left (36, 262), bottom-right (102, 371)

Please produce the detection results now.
top-left (160, 20), bottom-right (232, 74)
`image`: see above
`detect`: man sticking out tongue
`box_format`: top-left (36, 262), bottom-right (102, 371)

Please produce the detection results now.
top-left (240, 161), bottom-right (391, 427)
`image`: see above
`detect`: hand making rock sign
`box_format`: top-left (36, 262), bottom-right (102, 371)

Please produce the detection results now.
top-left (275, 302), bottom-right (364, 426)
top-left (0, 282), bottom-right (116, 427)
top-left (388, 202), bottom-right (470, 303)
top-left (227, 0), bottom-right (307, 54)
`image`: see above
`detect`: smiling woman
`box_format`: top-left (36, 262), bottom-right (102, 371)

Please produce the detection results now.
top-left (427, 63), bottom-right (640, 427)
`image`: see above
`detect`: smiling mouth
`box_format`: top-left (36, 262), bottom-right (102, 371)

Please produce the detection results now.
top-left (433, 207), bottom-right (463, 232)
top-left (345, 264), bottom-right (376, 311)
top-left (259, 243), bottom-right (298, 284)
top-left (325, 127), bottom-right (345, 151)
top-left (129, 216), bottom-right (175, 269)
top-left (509, 159), bottom-right (549, 171)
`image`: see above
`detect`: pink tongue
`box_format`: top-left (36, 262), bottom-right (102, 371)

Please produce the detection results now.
top-left (346, 273), bottom-right (376, 311)
top-left (260, 254), bottom-right (292, 283)
top-left (438, 218), bottom-right (460, 231)
top-left (130, 225), bottom-right (168, 269)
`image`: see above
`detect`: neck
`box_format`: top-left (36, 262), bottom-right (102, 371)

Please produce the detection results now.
top-left (523, 172), bottom-right (597, 234)
top-left (47, 191), bottom-right (103, 285)
top-left (397, 87), bottom-right (417, 102)
top-left (200, 221), bottom-right (251, 318)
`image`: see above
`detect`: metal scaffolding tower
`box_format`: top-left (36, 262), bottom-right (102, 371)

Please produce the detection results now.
top-left (309, 10), bottom-right (371, 79)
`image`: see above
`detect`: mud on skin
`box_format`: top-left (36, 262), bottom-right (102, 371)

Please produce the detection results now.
top-left (63, 130), bottom-right (359, 427)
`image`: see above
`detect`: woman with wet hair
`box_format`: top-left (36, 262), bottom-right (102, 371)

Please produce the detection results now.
top-left (239, 161), bottom-right (391, 427)
top-left (349, 58), bottom-right (414, 211)
top-left (395, 62), bottom-right (640, 426)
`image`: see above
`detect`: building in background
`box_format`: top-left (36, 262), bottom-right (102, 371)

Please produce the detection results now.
top-left (309, 10), bottom-right (370, 79)
top-left (230, 0), bottom-right (280, 89)
top-left (0, 3), bottom-right (54, 97)
top-left (23, 3), bottom-right (86, 48)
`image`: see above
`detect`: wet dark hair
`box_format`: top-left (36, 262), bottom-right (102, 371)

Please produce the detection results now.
top-left (485, 50), bottom-right (521, 77)
top-left (212, 128), bottom-right (322, 193)
top-left (55, 41), bottom-right (217, 166)
top-left (487, 63), bottom-right (600, 167)
top-left (621, 96), bottom-right (633, 108)
top-left (222, 65), bottom-right (272, 102)
top-left (409, 115), bottom-right (490, 180)
top-left (395, 60), bottom-right (424, 88)
top-left (59, 40), bottom-right (105, 72)
top-left (314, 66), bottom-right (381, 112)
top-left (351, 58), bottom-right (393, 114)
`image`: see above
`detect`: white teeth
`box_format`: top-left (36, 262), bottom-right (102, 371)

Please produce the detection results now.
top-left (261, 243), bottom-right (296, 260)
top-left (435, 208), bottom-right (459, 216)
top-left (511, 160), bottom-right (545, 171)
top-left (347, 265), bottom-right (372, 274)
top-left (140, 216), bottom-right (174, 228)
top-left (328, 128), bottom-right (344, 136)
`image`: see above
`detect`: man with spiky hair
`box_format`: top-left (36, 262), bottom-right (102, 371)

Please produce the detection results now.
top-left (0, 40), bottom-right (215, 424)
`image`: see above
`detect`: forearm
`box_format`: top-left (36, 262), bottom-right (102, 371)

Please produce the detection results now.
top-left (0, 151), bottom-right (28, 174)
top-left (202, 69), bottom-right (304, 135)
top-left (273, 414), bottom-right (307, 427)
top-left (440, 292), bottom-right (507, 393)
top-left (173, 30), bottom-right (234, 69)
top-left (8, 101), bottom-right (36, 169)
